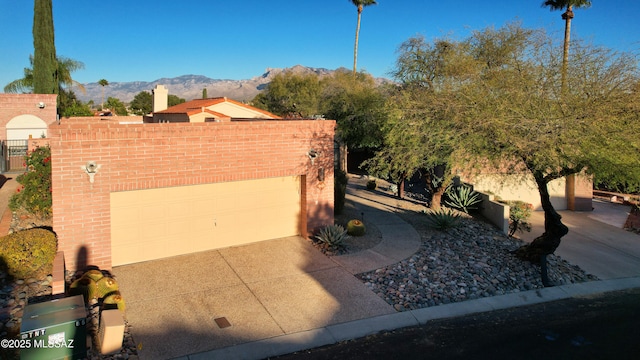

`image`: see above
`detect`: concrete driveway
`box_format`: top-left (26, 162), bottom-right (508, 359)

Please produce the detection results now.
top-left (112, 236), bottom-right (395, 360)
top-left (517, 200), bottom-right (640, 279)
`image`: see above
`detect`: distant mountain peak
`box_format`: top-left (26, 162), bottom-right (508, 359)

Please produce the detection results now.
top-left (77, 65), bottom-right (389, 103)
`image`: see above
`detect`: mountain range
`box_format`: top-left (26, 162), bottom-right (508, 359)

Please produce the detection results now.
top-left (77, 65), bottom-right (391, 104)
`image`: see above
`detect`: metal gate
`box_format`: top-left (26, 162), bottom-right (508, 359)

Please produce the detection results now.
top-left (1, 140), bottom-right (28, 173)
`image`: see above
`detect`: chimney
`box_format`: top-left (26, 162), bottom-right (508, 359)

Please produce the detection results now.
top-left (152, 85), bottom-right (168, 113)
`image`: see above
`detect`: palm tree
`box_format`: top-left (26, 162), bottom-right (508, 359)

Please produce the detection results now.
top-left (542, 0), bottom-right (592, 93)
top-left (4, 55), bottom-right (85, 94)
top-left (98, 79), bottom-right (109, 109)
top-left (350, 0), bottom-right (377, 76)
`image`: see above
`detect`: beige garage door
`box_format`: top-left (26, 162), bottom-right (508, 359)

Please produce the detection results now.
top-left (111, 176), bottom-right (302, 266)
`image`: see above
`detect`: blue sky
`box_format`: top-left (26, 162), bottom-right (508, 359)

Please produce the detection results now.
top-left (1, 0), bottom-right (638, 90)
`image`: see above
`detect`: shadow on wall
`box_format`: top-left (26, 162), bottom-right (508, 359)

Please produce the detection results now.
top-left (75, 245), bottom-right (89, 276)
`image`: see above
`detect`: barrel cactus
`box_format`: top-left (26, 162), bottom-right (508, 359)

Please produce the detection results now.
top-left (347, 219), bottom-right (366, 236)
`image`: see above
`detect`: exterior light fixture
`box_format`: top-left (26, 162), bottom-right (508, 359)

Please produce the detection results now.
top-left (37, 102), bottom-right (45, 109)
top-left (81, 161), bottom-right (101, 183)
top-left (308, 149), bottom-right (319, 165)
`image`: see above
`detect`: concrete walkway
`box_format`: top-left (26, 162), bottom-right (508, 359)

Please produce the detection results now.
top-left (0, 175), bottom-right (20, 235)
top-left (331, 182), bottom-right (422, 275)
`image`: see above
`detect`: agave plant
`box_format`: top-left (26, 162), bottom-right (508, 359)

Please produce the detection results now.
top-left (444, 185), bottom-right (482, 213)
top-left (424, 208), bottom-right (461, 230)
top-left (314, 224), bottom-right (349, 251)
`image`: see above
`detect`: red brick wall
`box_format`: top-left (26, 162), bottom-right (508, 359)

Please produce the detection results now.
top-left (0, 94), bottom-right (58, 139)
top-left (48, 120), bottom-right (335, 271)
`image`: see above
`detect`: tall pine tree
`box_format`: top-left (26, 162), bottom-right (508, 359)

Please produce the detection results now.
top-left (32, 0), bottom-right (57, 94)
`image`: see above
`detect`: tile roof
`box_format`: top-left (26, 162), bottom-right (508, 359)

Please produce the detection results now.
top-left (155, 97), bottom-right (280, 119)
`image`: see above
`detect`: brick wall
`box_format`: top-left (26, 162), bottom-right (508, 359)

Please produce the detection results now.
top-left (0, 94), bottom-right (58, 139)
top-left (48, 120), bottom-right (335, 271)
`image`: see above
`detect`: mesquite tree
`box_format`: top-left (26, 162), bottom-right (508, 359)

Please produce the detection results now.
top-left (460, 24), bottom-right (639, 283)
top-left (382, 23), bottom-right (639, 284)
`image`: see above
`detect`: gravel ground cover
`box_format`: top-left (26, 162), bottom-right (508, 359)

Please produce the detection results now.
top-left (347, 178), bottom-right (599, 312)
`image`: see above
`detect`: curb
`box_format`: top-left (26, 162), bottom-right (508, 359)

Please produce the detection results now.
top-left (188, 277), bottom-right (640, 360)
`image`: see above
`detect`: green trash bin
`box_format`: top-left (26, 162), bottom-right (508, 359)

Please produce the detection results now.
top-left (19, 295), bottom-right (87, 360)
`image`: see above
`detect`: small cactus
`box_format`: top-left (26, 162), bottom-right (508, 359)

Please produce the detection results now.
top-left (347, 219), bottom-right (366, 236)
top-left (366, 179), bottom-right (377, 190)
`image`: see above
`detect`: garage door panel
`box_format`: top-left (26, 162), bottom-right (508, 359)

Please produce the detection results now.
top-left (111, 177), bottom-right (302, 266)
top-left (111, 206), bottom-right (140, 226)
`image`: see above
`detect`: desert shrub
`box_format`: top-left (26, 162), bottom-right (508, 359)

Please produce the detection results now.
top-left (366, 179), bottom-right (377, 190)
top-left (334, 169), bottom-right (348, 215)
top-left (444, 185), bottom-right (482, 213)
top-left (314, 224), bottom-right (349, 251)
top-left (0, 228), bottom-right (57, 279)
top-left (503, 200), bottom-right (533, 237)
top-left (9, 145), bottom-right (52, 219)
top-left (424, 208), bottom-right (461, 230)
top-left (346, 219), bottom-right (366, 236)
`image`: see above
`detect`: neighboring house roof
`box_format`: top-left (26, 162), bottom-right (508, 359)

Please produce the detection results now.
top-left (154, 97), bottom-right (280, 120)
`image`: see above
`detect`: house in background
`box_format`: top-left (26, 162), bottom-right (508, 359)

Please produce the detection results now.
top-left (460, 167), bottom-right (593, 212)
top-left (0, 94), bottom-right (57, 172)
top-left (146, 85), bottom-right (280, 123)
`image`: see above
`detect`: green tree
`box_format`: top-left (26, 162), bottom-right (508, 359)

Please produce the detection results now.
top-left (367, 35), bottom-right (475, 206)
top-left (59, 88), bottom-right (92, 117)
top-left (5, 55), bottom-right (87, 115)
top-left (542, 0), bottom-right (592, 93)
top-left (320, 68), bottom-right (386, 172)
top-left (168, 94), bottom-right (186, 107)
top-left (202, 88), bottom-right (208, 99)
top-left (350, 0), bottom-right (377, 75)
top-left (367, 87), bottom-right (463, 208)
top-left (104, 96), bottom-right (127, 115)
top-left (130, 91), bottom-right (152, 115)
top-left (4, 56), bottom-right (85, 95)
top-left (32, 0), bottom-right (57, 94)
top-left (98, 79), bottom-right (109, 109)
top-left (252, 72), bottom-right (321, 118)
top-left (457, 23), bottom-right (638, 282)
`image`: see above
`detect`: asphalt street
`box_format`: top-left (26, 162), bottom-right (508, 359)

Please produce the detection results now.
top-left (270, 288), bottom-right (640, 360)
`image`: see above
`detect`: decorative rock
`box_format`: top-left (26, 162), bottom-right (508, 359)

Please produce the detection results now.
top-left (357, 214), bottom-right (598, 312)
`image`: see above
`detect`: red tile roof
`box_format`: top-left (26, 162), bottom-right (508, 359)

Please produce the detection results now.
top-left (155, 97), bottom-right (280, 119)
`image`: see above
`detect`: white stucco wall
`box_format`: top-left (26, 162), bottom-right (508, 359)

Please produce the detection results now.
top-left (211, 102), bottom-right (271, 118)
top-left (471, 174), bottom-right (567, 211)
top-left (6, 114), bottom-right (48, 140)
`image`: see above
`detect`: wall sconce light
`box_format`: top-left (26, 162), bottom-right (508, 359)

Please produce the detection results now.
top-left (318, 167), bottom-right (325, 182)
top-left (37, 102), bottom-right (45, 109)
top-left (308, 149), bottom-right (319, 165)
top-left (81, 161), bottom-right (101, 183)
